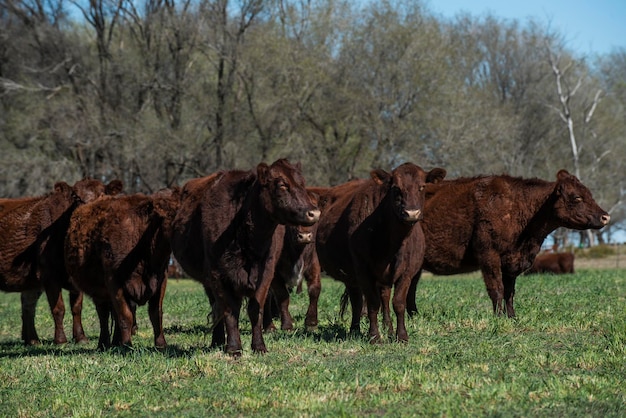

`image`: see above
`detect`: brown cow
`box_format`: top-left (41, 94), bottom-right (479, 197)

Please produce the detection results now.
top-left (171, 159), bottom-right (320, 355)
top-left (527, 252), bottom-right (575, 274)
top-left (263, 183), bottom-right (366, 333)
top-left (406, 170), bottom-right (609, 318)
top-left (264, 223), bottom-right (321, 332)
top-left (65, 187), bottom-right (180, 349)
top-left (0, 178), bottom-right (123, 345)
top-left (315, 163), bottom-right (446, 343)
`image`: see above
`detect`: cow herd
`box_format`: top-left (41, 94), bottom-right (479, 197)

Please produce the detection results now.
top-left (0, 159), bottom-right (610, 355)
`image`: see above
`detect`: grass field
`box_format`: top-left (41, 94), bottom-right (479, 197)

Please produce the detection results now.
top-left (1, 269), bottom-right (625, 417)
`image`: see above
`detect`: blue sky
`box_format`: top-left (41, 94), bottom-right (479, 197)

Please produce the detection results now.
top-left (427, 0), bottom-right (626, 56)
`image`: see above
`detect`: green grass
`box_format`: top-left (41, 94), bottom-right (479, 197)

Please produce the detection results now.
top-left (1, 270), bottom-right (625, 417)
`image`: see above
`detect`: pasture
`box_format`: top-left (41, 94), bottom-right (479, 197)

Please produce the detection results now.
top-left (1, 270), bottom-right (625, 417)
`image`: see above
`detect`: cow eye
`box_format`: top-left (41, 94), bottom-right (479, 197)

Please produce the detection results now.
top-left (573, 196), bottom-right (583, 203)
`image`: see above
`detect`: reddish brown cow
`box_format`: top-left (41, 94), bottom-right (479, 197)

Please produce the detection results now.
top-left (315, 163), bottom-right (446, 343)
top-left (406, 170), bottom-right (609, 318)
top-left (0, 179), bottom-right (123, 345)
top-left (171, 159), bottom-right (320, 355)
top-left (264, 223), bottom-right (321, 332)
top-left (65, 188), bottom-right (180, 349)
top-left (263, 184), bottom-right (366, 333)
top-left (527, 252), bottom-right (575, 274)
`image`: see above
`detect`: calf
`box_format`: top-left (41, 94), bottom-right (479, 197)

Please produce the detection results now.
top-left (264, 223), bottom-right (320, 332)
top-left (65, 188), bottom-right (180, 349)
top-left (171, 159), bottom-right (320, 355)
top-left (407, 170), bottom-right (609, 317)
top-left (315, 163), bottom-right (446, 343)
top-left (527, 252), bottom-right (575, 274)
top-left (0, 179), bottom-right (123, 345)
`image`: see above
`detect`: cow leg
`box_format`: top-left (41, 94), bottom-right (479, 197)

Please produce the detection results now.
top-left (110, 288), bottom-right (134, 347)
top-left (94, 301), bottom-right (112, 350)
top-left (262, 290), bottom-right (278, 332)
top-left (346, 286), bottom-right (363, 336)
top-left (275, 285), bottom-right (294, 331)
top-left (21, 289), bottom-right (42, 345)
top-left (223, 296), bottom-right (243, 355)
top-left (380, 287), bottom-right (393, 338)
top-left (392, 277), bottom-right (412, 343)
top-left (406, 270), bottom-right (422, 317)
top-left (249, 291), bottom-right (270, 354)
top-left (480, 259), bottom-right (505, 316)
top-left (304, 260), bottom-right (321, 332)
top-left (503, 275), bottom-right (517, 318)
top-left (203, 283), bottom-right (226, 350)
top-left (148, 276), bottom-right (167, 348)
top-left (42, 281), bottom-right (68, 344)
top-left (69, 291), bottom-right (88, 344)
top-left (362, 284), bottom-right (382, 344)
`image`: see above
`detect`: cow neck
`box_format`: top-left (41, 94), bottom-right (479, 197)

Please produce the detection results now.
top-left (517, 180), bottom-right (561, 250)
top-left (238, 181), bottom-right (279, 259)
top-left (379, 185), bottom-right (416, 249)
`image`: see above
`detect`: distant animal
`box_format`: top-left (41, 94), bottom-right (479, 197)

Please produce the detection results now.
top-left (171, 159), bottom-right (320, 355)
top-left (167, 258), bottom-right (186, 279)
top-left (65, 188), bottom-right (180, 349)
top-left (315, 163), bottom-right (446, 343)
top-left (406, 170), bottom-right (609, 318)
top-left (527, 252), bottom-right (575, 274)
top-left (0, 179), bottom-right (123, 345)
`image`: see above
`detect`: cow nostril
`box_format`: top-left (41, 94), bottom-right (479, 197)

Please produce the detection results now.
top-left (601, 214), bottom-right (610, 225)
top-left (307, 209), bottom-right (321, 221)
top-left (404, 209), bottom-right (421, 221)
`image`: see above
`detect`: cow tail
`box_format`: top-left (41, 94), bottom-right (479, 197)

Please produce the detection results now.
top-left (339, 289), bottom-right (350, 321)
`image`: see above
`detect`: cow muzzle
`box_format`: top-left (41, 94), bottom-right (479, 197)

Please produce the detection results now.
top-left (305, 209), bottom-right (321, 224)
top-left (297, 231), bottom-right (313, 244)
top-left (403, 209), bottom-right (422, 222)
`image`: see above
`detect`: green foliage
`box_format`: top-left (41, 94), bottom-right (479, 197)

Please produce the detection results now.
top-left (1, 271), bottom-right (625, 416)
top-left (575, 244), bottom-right (617, 259)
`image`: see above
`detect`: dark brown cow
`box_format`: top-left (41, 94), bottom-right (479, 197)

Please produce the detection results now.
top-left (527, 252), bottom-right (575, 274)
top-left (0, 178), bottom-right (123, 345)
top-left (315, 163), bottom-right (446, 343)
top-left (263, 184), bottom-right (366, 333)
top-left (171, 159), bottom-right (320, 355)
top-left (65, 188), bottom-right (180, 349)
top-left (407, 170), bottom-right (609, 318)
top-left (264, 223), bottom-right (321, 332)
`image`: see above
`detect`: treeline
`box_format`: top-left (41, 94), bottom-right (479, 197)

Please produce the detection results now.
top-left (0, 0), bottom-right (625, 240)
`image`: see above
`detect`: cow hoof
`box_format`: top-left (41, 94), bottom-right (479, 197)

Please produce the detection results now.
top-left (226, 348), bottom-right (243, 357)
top-left (24, 339), bottom-right (41, 346)
top-left (74, 336), bottom-right (89, 344)
top-left (53, 337), bottom-right (68, 345)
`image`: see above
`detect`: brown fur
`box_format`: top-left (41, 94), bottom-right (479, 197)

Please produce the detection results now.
top-left (65, 188), bottom-right (180, 349)
top-left (0, 179), bottom-right (122, 345)
top-left (527, 252), bottom-right (575, 274)
top-left (170, 159), bottom-right (320, 355)
top-left (315, 163), bottom-right (446, 343)
top-left (264, 222), bottom-right (321, 333)
top-left (406, 170), bottom-right (608, 317)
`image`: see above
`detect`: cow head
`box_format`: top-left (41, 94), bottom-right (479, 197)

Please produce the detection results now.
top-left (257, 159), bottom-right (320, 226)
top-left (372, 163), bottom-right (446, 224)
top-left (72, 178), bottom-right (124, 204)
top-left (552, 170), bottom-right (610, 230)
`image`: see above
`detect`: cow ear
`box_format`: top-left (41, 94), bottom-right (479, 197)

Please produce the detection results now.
top-left (54, 182), bottom-right (72, 195)
top-left (556, 170), bottom-right (572, 182)
top-left (106, 180), bottom-right (124, 196)
top-left (257, 163), bottom-right (271, 185)
top-left (426, 168), bottom-right (447, 184)
top-left (370, 169), bottom-right (390, 185)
